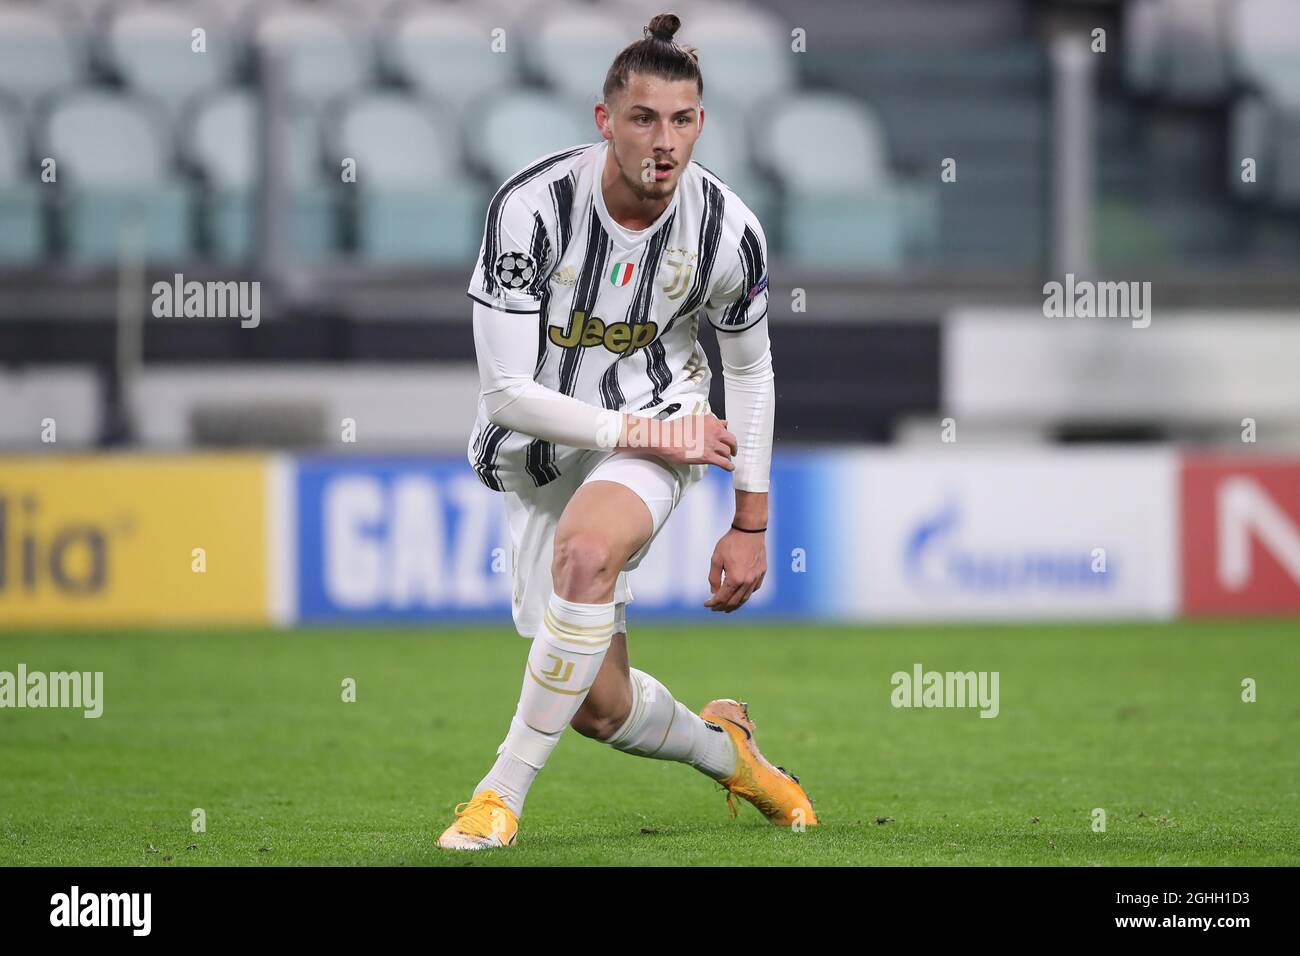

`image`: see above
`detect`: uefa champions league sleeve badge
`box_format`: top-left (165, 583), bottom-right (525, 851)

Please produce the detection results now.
top-left (494, 252), bottom-right (537, 290)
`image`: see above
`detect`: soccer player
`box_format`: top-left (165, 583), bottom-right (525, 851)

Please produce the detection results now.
top-left (438, 12), bottom-right (817, 849)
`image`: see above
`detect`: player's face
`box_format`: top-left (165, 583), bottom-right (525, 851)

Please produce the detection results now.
top-left (602, 74), bottom-right (702, 201)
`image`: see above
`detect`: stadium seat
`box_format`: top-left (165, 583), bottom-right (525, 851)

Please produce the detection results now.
top-left (332, 92), bottom-right (481, 264)
top-left (688, 95), bottom-right (746, 178)
top-left (381, 4), bottom-right (515, 110)
top-left (1123, 0), bottom-right (1233, 103)
top-left (758, 92), bottom-right (930, 268)
top-left (330, 0), bottom-right (416, 28)
top-left (932, 167), bottom-right (1044, 263)
top-left (54, 0), bottom-right (121, 28)
top-left (41, 90), bottom-right (192, 264)
top-left (869, 92), bottom-right (1044, 176)
top-left (761, 0), bottom-right (1029, 47)
top-left (0, 97), bottom-right (44, 263)
top-left (1228, 0), bottom-right (1300, 208)
top-left (688, 94), bottom-right (775, 229)
top-left (192, 0), bottom-right (264, 35)
top-left (102, 2), bottom-right (237, 117)
top-left (596, 0), bottom-right (669, 15)
top-left (0, 6), bottom-right (81, 114)
top-left (529, 4), bottom-right (626, 101)
top-left (604, 0), bottom-right (753, 27)
top-left (474, 89), bottom-right (591, 184)
top-left (1124, 0), bottom-right (1165, 95)
top-left (1267, 117), bottom-right (1300, 209)
top-left (185, 90), bottom-right (338, 261)
top-left (676, 3), bottom-right (793, 116)
top-left (252, 3), bottom-right (370, 109)
top-left (1230, 0), bottom-right (1300, 106)
top-left (761, 94), bottom-right (890, 197)
top-left (477, 0), bottom-right (576, 36)
top-left (1231, 95), bottom-right (1300, 209)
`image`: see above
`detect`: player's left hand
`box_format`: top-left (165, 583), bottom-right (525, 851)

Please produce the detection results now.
top-left (705, 528), bottom-right (767, 612)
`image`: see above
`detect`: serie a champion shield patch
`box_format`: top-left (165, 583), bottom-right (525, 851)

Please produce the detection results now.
top-left (609, 261), bottom-right (635, 286)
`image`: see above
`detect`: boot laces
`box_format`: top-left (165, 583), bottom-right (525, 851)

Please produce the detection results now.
top-left (452, 793), bottom-right (510, 838)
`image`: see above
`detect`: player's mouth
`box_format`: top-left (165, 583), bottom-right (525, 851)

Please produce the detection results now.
top-left (653, 161), bottom-right (674, 181)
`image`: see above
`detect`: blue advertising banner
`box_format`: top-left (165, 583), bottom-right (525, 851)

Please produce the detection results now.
top-left (293, 453), bottom-right (839, 624)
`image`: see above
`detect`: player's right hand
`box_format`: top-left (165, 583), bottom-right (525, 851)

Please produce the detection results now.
top-left (655, 414), bottom-right (737, 471)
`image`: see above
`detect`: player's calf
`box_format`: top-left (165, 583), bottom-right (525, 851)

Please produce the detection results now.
top-left (596, 668), bottom-right (738, 780)
top-left (570, 634), bottom-right (633, 740)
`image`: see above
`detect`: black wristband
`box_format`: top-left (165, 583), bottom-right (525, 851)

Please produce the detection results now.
top-left (730, 523), bottom-right (767, 534)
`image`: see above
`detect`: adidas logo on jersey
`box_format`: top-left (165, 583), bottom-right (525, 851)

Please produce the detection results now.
top-left (548, 310), bottom-right (659, 356)
top-left (550, 265), bottom-right (579, 286)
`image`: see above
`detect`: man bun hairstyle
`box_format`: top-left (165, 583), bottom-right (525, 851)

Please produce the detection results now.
top-left (603, 12), bottom-right (704, 102)
top-left (645, 11), bottom-right (683, 41)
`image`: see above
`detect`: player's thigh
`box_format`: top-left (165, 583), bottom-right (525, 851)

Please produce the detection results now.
top-left (580, 451), bottom-right (697, 571)
top-left (553, 475), bottom-right (656, 569)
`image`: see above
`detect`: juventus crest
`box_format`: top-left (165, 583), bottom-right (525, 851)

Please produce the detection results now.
top-left (660, 247), bottom-right (697, 300)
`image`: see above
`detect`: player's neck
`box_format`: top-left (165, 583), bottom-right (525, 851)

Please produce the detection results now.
top-left (600, 148), bottom-right (673, 231)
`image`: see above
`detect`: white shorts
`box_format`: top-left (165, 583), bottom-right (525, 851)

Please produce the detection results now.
top-left (503, 448), bottom-right (706, 639)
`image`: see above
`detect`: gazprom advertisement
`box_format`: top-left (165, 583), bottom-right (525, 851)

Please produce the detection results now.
top-left (288, 449), bottom-right (1178, 623)
top-left (292, 454), bottom-right (837, 623)
top-left (828, 450), bottom-right (1180, 620)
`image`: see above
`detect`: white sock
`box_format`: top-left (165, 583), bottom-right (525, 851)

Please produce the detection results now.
top-left (474, 593), bottom-right (615, 816)
top-left (602, 668), bottom-right (737, 781)
top-left (473, 716), bottom-right (550, 818)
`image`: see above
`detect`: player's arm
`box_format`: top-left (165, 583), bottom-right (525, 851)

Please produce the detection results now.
top-left (717, 315), bottom-right (774, 514)
top-left (473, 303), bottom-right (735, 466)
top-left (469, 188), bottom-right (655, 454)
top-left (707, 217), bottom-right (774, 496)
top-left (703, 220), bottom-right (774, 612)
top-left (473, 300), bottom-right (619, 448)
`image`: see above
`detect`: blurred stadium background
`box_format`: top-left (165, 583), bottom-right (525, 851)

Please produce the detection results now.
top-left (0, 0), bottom-right (1298, 628)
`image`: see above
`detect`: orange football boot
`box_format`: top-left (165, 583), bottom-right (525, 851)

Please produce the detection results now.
top-left (437, 790), bottom-right (519, 850)
top-left (700, 698), bottom-right (818, 827)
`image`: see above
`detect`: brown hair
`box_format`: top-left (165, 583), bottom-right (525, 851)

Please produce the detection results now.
top-left (602, 13), bottom-right (703, 103)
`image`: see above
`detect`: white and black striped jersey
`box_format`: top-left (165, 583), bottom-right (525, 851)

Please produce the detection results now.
top-left (466, 140), bottom-right (770, 493)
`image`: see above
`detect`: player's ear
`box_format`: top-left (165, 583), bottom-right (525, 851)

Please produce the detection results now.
top-left (594, 101), bottom-right (613, 141)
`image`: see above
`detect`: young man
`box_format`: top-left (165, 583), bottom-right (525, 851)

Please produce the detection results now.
top-left (439, 13), bottom-right (817, 849)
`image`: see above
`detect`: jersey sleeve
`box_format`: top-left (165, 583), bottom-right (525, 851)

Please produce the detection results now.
top-left (467, 185), bottom-right (556, 315)
top-left (702, 214), bottom-right (769, 334)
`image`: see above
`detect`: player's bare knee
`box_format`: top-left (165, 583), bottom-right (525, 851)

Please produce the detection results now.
top-left (552, 530), bottom-right (617, 596)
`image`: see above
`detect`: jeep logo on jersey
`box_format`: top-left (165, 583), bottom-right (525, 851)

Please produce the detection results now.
top-left (548, 310), bottom-right (659, 355)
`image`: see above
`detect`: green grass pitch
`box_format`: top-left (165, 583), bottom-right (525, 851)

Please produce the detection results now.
top-left (1, 620), bottom-right (1297, 866)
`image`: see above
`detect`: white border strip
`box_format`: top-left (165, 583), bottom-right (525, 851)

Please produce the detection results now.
top-left (265, 454), bottom-right (298, 627)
